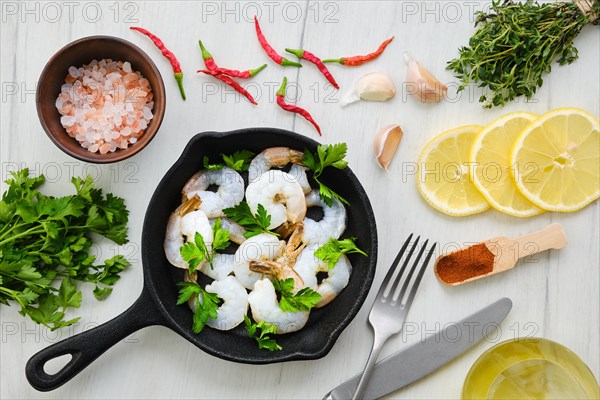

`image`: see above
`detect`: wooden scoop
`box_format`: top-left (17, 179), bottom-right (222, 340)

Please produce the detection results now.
top-left (435, 223), bottom-right (568, 286)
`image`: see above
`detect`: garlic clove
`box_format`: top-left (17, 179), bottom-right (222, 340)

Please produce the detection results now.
top-left (374, 124), bottom-right (403, 171)
top-left (404, 53), bottom-right (447, 103)
top-left (341, 72), bottom-right (396, 106)
top-left (341, 91), bottom-right (361, 106)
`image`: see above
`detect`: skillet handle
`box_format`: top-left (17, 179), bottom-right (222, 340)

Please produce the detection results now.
top-left (25, 287), bottom-right (164, 391)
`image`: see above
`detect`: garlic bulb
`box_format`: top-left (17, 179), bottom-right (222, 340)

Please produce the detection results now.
top-left (374, 124), bottom-right (403, 171)
top-left (404, 53), bottom-right (447, 103)
top-left (341, 72), bottom-right (396, 106)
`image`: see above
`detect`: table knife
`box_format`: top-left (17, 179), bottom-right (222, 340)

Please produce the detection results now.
top-left (323, 297), bottom-right (512, 400)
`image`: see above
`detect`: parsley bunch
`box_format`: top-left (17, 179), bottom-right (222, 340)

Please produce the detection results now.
top-left (447, 0), bottom-right (600, 108)
top-left (0, 169), bottom-right (130, 330)
top-left (303, 143), bottom-right (349, 206)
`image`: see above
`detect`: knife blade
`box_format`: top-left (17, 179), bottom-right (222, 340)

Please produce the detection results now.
top-left (323, 297), bottom-right (512, 400)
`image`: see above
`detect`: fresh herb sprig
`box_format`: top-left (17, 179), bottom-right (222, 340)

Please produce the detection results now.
top-left (203, 150), bottom-right (255, 172)
top-left (315, 237), bottom-right (368, 270)
top-left (447, 0), bottom-right (600, 108)
top-left (273, 278), bottom-right (321, 312)
top-left (303, 143), bottom-right (349, 206)
top-left (0, 169), bottom-right (130, 330)
top-left (244, 315), bottom-right (282, 351)
top-left (179, 219), bottom-right (230, 271)
top-left (177, 281), bottom-right (220, 333)
top-left (223, 202), bottom-right (278, 238)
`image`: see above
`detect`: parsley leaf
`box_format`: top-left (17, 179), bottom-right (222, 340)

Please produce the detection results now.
top-left (177, 281), bottom-right (220, 333)
top-left (211, 219), bottom-right (231, 253)
top-left (315, 237), bottom-right (368, 269)
top-left (180, 232), bottom-right (210, 272)
top-left (272, 278), bottom-right (321, 312)
top-left (0, 169), bottom-right (131, 330)
top-left (177, 281), bottom-right (201, 305)
top-left (202, 151), bottom-right (256, 172)
top-left (202, 156), bottom-right (224, 171)
top-left (244, 315), bottom-right (282, 351)
top-left (303, 143), bottom-right (350, 206)
top-left (56, 278), bottom-right (82, 309)
top-left (223, 202), bottom-right (277, 238)
top-left (222, 150), bottom-right (255, 172)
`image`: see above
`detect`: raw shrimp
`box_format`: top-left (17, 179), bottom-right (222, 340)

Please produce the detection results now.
top-left (248, 147), bottom-right (308, 191)
top-left (303, 189), bottom-right (347, 245)
top-left (247, 223), bottom-right (309, 333)
top-left (245, 170), bottom-right (307, 230)
top-left (294, 245), bottom-right (352, 308)
top-left (315, 254), bottom-right (352, 307)
top-left (164, 196), bottom-right (205, 269)
top-left (249, 222), bottom-right (306, 290)
top-left (164, 210), bottom-right (186, 268)
top-left (232, 233), bottom-right (286, 289)
top-left (182, 167), bottom-right (244, 218)
top-left (204, 276), bottom-right (249, 330)
top-left (199, 253), bottom-right (235, 281)
top-left (180, 210), bottom-right (213, 244)
top-left (248, 278), bottom-right (309, 334)
top-left (185, 275), bottom-right (249, 331)
top-left (210, 217), bottom-right (246, 244)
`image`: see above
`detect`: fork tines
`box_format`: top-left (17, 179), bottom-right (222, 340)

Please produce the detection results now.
top-left (380, 234), bottom-right (437, 307)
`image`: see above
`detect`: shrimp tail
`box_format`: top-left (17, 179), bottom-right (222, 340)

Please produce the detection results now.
top-left (249, 260), bottom-right (283, 275)
top-left (249, 259), bottom-right (305, 291)
top-left (275, 221), bottom-right (296, 238)
top-left (288, 149), bottom-right (305, 165)
top-left (282, 222), bottom-right (306, 264)
top-left (179, 195), bottom-right (202, 216)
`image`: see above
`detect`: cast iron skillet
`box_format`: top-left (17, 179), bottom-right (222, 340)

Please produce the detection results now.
top-left (25, 128), bottom-right (378, 391)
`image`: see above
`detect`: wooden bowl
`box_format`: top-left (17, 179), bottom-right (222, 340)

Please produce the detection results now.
top-left (36, 35), bottom-right (166, 163)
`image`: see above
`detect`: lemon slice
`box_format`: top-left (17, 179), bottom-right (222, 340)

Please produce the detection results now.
top-left (510, 108), bottom-right (600, 212)
top-left (470, 112), bottom-right (544, 217)
top-left (417, 125), bottom-right (489, 216)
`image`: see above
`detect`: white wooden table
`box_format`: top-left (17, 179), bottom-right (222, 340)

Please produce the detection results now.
top-left (1, 1), bottom-right (599, 399)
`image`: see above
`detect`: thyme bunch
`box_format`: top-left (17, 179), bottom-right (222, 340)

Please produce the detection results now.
top-left (447, 0), bottom-right (599, 108)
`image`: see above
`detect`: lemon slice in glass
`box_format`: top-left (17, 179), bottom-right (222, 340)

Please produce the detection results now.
top-left (470, 112), bottom-right (544, 217)
top-left (510, 108), bottom-right (599, 212)
top-left (417, 125), bottom-right (489, 216)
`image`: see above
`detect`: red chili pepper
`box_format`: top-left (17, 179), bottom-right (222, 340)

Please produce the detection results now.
top-left (285, 48), bottom-right (339, 89)
top-left (130, 26), bottom-right (186, 100)
top-left (197, 69), bottom-right (258, 105)
top-left (254, 16), bottom-right (302, 67)
top-left (276, 77), bottom-right (321, 136)
top-left (205, 64), bottom-right (267, 79)
top-left (198, 40), bottom-right (219, 71)
top-left (214, 64), bottom-right (267, 79)
top-left (322, 36), bottom-right (394, 66)
top-left (198, 40), bottom-right (267, 79)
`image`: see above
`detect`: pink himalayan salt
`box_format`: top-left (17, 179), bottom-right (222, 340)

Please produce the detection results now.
top-left (56, 59), bottom-right (154, 154)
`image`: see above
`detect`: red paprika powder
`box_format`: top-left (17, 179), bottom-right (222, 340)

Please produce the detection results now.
top-left (436, 243), bottom-right (495, 284)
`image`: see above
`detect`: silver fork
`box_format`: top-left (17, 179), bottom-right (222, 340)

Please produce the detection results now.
top-left (351, 234), bottom-right (436, 400)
